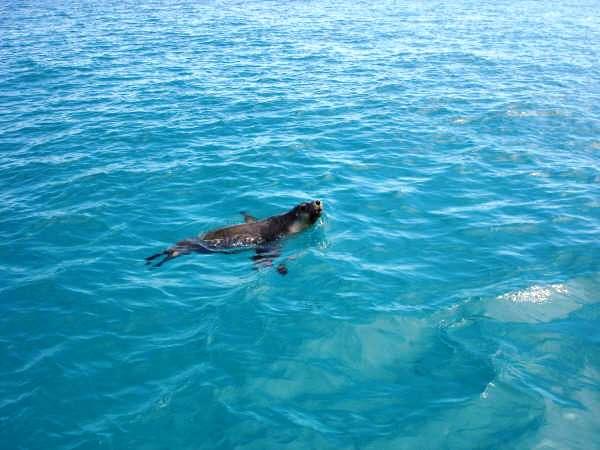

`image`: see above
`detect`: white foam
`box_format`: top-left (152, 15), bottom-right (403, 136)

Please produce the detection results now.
top-left (497, 284), bottom-right (568, 304)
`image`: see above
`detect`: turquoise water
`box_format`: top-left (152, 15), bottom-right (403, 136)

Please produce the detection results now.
top-left (2, 0), bottom-right (600, 448)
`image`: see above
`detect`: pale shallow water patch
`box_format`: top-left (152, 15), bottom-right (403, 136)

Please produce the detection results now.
top-left (483, 276), bottom-right (599, 323)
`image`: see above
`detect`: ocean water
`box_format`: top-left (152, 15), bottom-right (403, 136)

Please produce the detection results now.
top-left (1, 0), bottom-right (600, 448)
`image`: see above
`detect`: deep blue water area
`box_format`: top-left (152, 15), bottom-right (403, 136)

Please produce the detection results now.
top-left (1, 1), bottom-right (600, 448)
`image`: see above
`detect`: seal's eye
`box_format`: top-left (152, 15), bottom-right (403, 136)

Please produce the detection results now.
top-left (300, 204), bottom-right (307, 212)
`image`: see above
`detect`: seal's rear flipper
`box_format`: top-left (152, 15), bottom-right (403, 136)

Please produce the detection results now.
top-left (145, 239), bottom-right (208, 268)
top-left (145, 248), bottom-right (182, 268)
top-left (153, 250), bottom-right (181, 268)
top-left (145, 251), bottom-right (166, 264)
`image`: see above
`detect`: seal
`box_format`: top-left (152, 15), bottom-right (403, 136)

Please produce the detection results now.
top-left (145, 200), bottom-right (323, 273)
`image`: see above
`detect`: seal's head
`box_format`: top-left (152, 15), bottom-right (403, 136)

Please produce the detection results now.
top-left (288, 200), bottom-right (323, 233)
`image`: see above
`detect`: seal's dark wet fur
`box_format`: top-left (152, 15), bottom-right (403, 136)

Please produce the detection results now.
top-left (145, 200), bottom-right (322, 269)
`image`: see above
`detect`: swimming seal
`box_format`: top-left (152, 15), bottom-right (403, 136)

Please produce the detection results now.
top-left (145, 200), bottom-right (323, 273)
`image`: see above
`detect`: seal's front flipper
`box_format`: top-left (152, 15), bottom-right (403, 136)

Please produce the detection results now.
top-left (252, 245), bottom-right (280, 260)
top-left (252, 245), bottom-right (288, 275)
top-left (241, 211), bottom-right (258, 224)
top-left (251, 244), bottom-right (281, 270)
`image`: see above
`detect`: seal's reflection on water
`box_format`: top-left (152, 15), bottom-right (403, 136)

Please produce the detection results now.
top-left (145, 200), bottom-right (324, 274)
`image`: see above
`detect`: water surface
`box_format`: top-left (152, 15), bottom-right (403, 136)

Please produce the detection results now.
top-left (1, 1), bottom-right (599, 448)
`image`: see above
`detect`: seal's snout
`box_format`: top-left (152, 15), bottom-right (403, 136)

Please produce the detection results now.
top-left (310, 200), bottom-right (323, 224)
